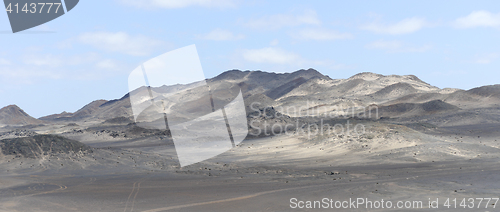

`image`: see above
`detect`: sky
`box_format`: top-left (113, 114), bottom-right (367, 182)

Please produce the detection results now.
top-left (0, 0), bottom-right (499, 118)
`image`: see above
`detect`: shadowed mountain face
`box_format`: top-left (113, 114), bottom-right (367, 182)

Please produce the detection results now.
top-left (0, 105), bottom-right (44, 126)
top-left (265, 77), bottom-right (308, 100)
top-left (466, 84), bottom-right (500, 97)
top-left (369, 100), bottom-right (461, 118)
top-left (5, 69), bottom-right (500, 127)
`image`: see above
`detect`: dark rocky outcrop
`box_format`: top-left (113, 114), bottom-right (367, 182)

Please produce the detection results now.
top-left (0, 135), bottom-right (92, 158)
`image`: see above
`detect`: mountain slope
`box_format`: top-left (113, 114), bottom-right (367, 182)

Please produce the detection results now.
top-left (370, 100), bottom-right (460, 118)
top-left (371, 82), bottom-right (419, 99)
top-left (265, 77), bottom-right (308, 100)
top-left (0, 105), bottom-right (43, 126)
top-left (39, 68), bottom-right (327, 123)
top-left (25, 70), bottom-right (500, 125)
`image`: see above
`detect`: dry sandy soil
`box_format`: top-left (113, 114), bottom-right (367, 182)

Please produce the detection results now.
top-left (0, 120), bottom-right (499, 212)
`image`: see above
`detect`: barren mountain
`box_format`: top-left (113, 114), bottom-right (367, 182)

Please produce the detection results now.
top-left (369, 100), bottom-right (460, 118)
top-left (467, 84), bottom-right (500, 97)
top-left (371, 82), bottom-right (419, 99)
top-left (38, 111), bottom-right (74, 121)
top-left (30, 69), bottom-right (500, 127)
top-left (40, 96), bottom-right (131, 123)
top-left (0, 105), bottom-right (43, 126)
top-left (265, 77), bottom-right (308, 100)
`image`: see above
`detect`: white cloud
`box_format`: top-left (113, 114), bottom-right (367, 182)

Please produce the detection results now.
top-left (475, 59), bottom-right (491, 64)
top-left (242, 47), bottom-right (300, 64)
top-left (431, 70), bottom-right (467, 77)
top-left (0, 58), bottom-right (11, 65)
top-left (70, 53), bottom-right (101, 65)
top-left (118, 0), bottom-right (237, 9)
top-left (246, 10), bottom-right (320, 30)
top-left (23, 53), bottom-right (100, 67)
top-left (57, 39), bottom-right (73, 49)
top-left (330, 63), bottom-right (356, 70)
top-left (96, 59), bottom-right (120, 70)
top-left (23, 54), bottom-right (64, 67)
top-left (270, 39), bottom-right (279, 46)
top-left (0, 66), bottom-right (63, 82)
top-left (0, 51), bottom-right (130, 85)
top-left (406, 45), bottom-right (432, 53)
top-left (4, 52), bottom-right (125, 83)
top-left (198, 29), bottom-right (244, 41)
top-left (77, 32), bottom-right (163, 56)
top-left (241, 47), bottom-right (352, 71)
top-left (454, 11), bottom-right (500, 28)
top-left (293, 28), bottom-right (352, 40)
top-left (361, 17), bottom-right (427, 35)
top-left (366, 40), bottom-right (403, 50)
top-left (366, 40), bottom-right (431, 53)
top-left (473, 53), bottom-right (498, 64)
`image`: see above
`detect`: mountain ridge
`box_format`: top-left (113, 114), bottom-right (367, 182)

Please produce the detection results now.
top-left (1, 69), bottom-right (499, 126)
top-left (0, 105), bottom-right (44, 126)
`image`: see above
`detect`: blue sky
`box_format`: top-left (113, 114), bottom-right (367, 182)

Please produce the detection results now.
top-left (0, 0), bottom-right (499, 118)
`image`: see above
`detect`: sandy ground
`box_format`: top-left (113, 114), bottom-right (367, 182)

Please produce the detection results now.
top-left (0, 120), bottom-right (499, 211)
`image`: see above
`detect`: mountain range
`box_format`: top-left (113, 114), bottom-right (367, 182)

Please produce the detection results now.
top-left (1, 69), bottom-right (499, 127)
